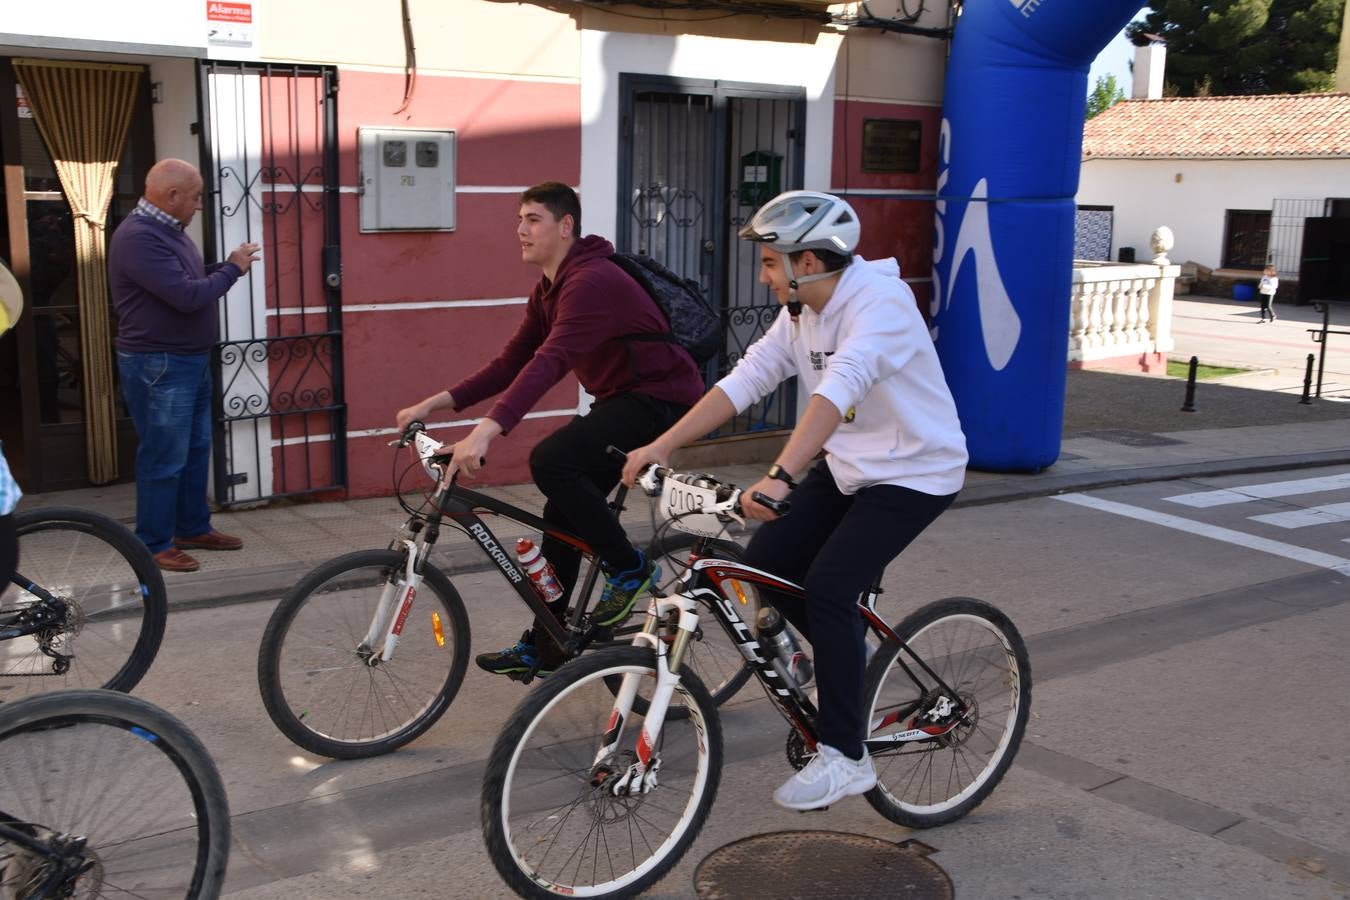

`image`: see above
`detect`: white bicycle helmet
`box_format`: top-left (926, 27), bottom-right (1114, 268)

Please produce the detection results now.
top-left (0, 261), bottom-right (21, 336)
top-left (739, 191), bottom-right (859, 321)
top-left (738, 190), bottom-right (860, 256)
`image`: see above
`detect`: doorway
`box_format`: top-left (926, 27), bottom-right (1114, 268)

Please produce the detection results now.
top-left (0, 58), bottom-right (154, 493)
top-left (617, 75), bottom-right (805, 438)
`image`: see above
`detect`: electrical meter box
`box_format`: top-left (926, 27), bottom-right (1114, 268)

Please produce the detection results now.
top-left (358, 127), bottom-right (456, 232)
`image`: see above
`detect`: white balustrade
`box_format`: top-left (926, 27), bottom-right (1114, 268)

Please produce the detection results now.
top-left (1069, 261), bottom-right (1179, 366)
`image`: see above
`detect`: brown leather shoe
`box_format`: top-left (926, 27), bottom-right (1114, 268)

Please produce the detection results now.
top-left (154, 547), bottom-right (200, 573)
top-left (174, 530), bottom-right (243, 551)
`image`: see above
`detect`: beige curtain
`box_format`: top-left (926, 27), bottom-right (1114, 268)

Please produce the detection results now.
top-left (14, 59), bottom-right (142, 485)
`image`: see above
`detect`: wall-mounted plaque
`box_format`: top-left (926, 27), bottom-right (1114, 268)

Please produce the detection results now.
top-left (861, 118), bottom-right (921, 174)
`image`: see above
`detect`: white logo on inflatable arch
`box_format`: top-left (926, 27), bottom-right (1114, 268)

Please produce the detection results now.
top-left (932, 118), bottom-right (1022, 371)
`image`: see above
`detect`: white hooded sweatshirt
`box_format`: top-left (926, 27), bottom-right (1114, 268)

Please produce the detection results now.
top-left (716, 256), bottom-right (967, 496)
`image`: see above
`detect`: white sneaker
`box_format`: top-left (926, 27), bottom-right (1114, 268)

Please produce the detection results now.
top-left (772, 743), bottom-right (877, 811)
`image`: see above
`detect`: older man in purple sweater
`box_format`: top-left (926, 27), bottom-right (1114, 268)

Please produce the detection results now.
top-left (109, 159), bottom-right (259, 573)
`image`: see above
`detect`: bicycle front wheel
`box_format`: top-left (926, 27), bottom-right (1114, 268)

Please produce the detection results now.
top-left (863, 597), bottom-right (1031, 829)
top-left (4, 507), bottom-right (168, 697)
top-left (258, 549), bottom-right (471, 759)
top-left (0, 688), bottom-right (230, 898)
top-left (482, 647), bottom-right (723, 899)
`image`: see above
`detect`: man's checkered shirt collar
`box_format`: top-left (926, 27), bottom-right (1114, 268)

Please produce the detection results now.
top-left (134, 198), bottom-right (185, 231)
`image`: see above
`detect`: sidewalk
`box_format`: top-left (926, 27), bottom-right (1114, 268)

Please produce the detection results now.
top-left (20, 295), bottom-right (1350, 607)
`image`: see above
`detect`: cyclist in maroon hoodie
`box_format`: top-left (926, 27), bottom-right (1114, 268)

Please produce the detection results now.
top-left (396, 182), bottom-right (704, 676)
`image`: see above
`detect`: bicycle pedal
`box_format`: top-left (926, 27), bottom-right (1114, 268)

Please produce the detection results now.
top-left (798, 806), bottom-right (830, 814)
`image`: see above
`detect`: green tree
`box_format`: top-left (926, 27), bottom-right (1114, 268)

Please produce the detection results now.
top-left (1086, 74), bottom-right (1127, 118)
top-left (1127, 0), bottom-right (1344, 95)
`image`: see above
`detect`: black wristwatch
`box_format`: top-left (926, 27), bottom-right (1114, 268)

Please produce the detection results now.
top-left (766, 464), bottom-right (797, 490)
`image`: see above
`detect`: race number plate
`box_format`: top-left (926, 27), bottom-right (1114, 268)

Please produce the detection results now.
top-left (659, 476), bottom-right (726, 538)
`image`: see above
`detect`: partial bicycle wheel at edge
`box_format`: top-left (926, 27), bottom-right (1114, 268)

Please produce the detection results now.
top-left (0, 688), bottom-right (231, 898)
top-left (6, 506), bottom-right (168, 697)
top-left (862, 596), bottom-right (1031, 829)
top-left (482, 646), bottom-right (723, 899)
top-left (258, 548), bottom-right (471, 759)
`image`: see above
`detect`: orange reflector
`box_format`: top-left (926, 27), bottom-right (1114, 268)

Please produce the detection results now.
top-left (431, 611), bottom-right (445, 647)
top-left (729, 580), bottom-right (749, 605)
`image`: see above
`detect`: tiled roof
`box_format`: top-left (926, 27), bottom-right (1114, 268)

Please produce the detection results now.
top-left (1082, 93), bottom-right (1350, 160)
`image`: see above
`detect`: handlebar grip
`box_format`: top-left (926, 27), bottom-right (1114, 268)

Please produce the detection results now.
top-left (750, 492), bottom-right (791, 517)
top-left (399, 419), bottom-right (427, 446)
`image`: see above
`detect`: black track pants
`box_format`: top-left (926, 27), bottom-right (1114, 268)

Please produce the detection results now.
top-left (529, 392), bottom-right (687, 621)
top-left (744, 460), bottom-right (956, 759)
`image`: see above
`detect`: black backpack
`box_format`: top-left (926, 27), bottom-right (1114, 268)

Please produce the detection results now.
top-left (610, 252), bottom-right (721, 366)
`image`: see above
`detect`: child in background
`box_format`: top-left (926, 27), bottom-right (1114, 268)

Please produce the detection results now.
top-left (1258, 265), bottom-right (1278, 323)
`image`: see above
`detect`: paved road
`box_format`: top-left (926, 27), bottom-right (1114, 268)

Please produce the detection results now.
top-left (117, 464), bottom-right (1350, 899)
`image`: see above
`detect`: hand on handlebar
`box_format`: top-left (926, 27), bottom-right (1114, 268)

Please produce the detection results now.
top-left (621, 443), bottom-right (669, 488)
top-left (740, 476), bottom-right (790, 522)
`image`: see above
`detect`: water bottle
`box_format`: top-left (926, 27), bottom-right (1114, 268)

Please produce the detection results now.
top-left (516, 538), bottom-right (564, 605)
top-left (755, 605), bottom-right (813, 689)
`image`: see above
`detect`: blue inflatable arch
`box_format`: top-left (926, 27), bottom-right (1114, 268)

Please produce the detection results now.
top-left (932, 1), bottom-right (1145, 471)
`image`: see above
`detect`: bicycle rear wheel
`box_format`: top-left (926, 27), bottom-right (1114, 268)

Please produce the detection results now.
top-left (4, 507), bottom-right (168, 697)
top-left (0, 688), bottom-right (230, 898)
top-left (258, 549), bottom-right (471, 759)
top-left (862, 597), bottom-right (1031, 829)
top-left (482, 646), bottom-right (722, 899)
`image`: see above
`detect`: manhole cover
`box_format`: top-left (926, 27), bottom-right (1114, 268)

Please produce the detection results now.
top-left (1071, 428), bottom-right (1186, 447)
top-left (694, 831), bottom-right (952, 899)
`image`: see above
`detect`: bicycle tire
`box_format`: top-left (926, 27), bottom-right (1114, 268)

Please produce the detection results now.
top-left (5, 506), bottom-right (168, 696)
top-left (862, 596), bottom-right (1031, 828)
top-left (258, 548), bottom-right (471, 759)
top-left (482, 646), bottom-right (723, 899)
top-left (0, 688), bottom-right (230, 898)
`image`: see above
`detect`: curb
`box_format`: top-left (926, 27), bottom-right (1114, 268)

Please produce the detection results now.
top-left (166, 448), bottom-right (1350, 610)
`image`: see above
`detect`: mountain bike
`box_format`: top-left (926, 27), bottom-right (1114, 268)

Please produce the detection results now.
top-left (481, 463), bottom-right (1032, 899)
top-left (257, 422), bottom-right (754, 760)
top-left (2, 507), bottom-right (168, 698)
top-left (0, 688), bottom-right (231, 898)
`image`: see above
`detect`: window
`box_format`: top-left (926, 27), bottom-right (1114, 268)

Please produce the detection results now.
top-left (1222, 209), bottom-right (1270, 269)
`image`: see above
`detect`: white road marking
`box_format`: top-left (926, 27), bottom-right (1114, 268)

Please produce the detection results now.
top-left (1249, 502), bottom-right (1350, 529)
top-left (1053, 493), bottom-right (1350, 575)
top-left (1163, 473), bottom-right (1350, 508)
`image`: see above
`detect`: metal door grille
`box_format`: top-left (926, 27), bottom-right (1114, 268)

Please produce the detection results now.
top-left (1269, 198), bottom-right (1326, 280)
top-left (198, 62), bottom-right (345, 506)
top-left (620, 77), bottom-right (804, 438)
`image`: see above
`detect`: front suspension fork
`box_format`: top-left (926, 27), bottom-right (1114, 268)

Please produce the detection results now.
top-left (360, 540), bottom-right (423, 664)
top-left (592, 595), bottom-right (697, 795)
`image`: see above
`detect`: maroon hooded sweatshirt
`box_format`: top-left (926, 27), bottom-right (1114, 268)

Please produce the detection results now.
top-left (449, 235), bottom-right (705, 433)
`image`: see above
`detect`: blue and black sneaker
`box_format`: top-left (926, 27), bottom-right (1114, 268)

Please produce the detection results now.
top-left (592, 550), bottom-right (660, 627)
top-left (475, 630), bottom-right (557, 677)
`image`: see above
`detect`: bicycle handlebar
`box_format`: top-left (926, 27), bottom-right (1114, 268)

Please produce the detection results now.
top-left (604, 445), bottom-right (791, 517)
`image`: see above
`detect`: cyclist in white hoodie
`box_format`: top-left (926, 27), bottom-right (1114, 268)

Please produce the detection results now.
top-left (622, 190), bottom-right (967, 811)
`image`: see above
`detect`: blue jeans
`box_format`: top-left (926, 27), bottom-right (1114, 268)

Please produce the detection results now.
top-left (117, 351), bottom-right (214, 553)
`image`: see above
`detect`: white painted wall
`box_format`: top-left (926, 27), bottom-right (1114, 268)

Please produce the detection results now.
top-left (148, 58), bottom-right (205, 245)
top-left (1077, 157), bottom-right (1350, 271)
top-left (579, 29), bottom-right (842, 244)
top-left (2, 0), bottom-right (207, 53)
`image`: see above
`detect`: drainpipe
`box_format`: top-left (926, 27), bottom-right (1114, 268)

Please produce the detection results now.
top-left (930, 0), bottom-right (1145, 472)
